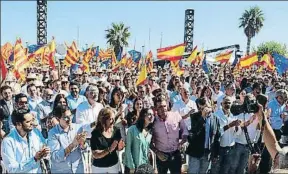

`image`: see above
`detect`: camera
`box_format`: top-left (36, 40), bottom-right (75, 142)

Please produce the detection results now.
top-left (230, 95), bottom-right (259, 115)
top-left (230, 94), bottom-right (268, 116)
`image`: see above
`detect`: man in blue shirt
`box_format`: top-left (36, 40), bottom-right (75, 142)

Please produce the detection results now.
top-left (47, 105), bottom-right (96, 173)
top-left (1, 108), bottom-right (50, 173)
top-left (66, 81), bottom-right (87, 123)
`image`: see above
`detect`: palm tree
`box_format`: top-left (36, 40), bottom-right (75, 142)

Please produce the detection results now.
top-left (239, 6), bottom-right (264, 55)
top-left (105, 22), bottom-right (131, 56)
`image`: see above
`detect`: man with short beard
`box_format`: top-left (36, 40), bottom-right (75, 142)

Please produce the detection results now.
top-left (0, 85), bottom-right (14, 133)
top-left (75, 86), bottom-right (104, 138)
top-left (1, 108), bottom-right (50, 173)
top-left (66, 82), bottom-right (87, 123)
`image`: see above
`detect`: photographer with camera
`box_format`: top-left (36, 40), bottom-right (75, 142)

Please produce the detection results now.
top-left (186, 97), bottom-right (221, 174)
top-left (211, 96), bottom-right (241, 174)
top-left (230, 94), bottom-right (266, 174)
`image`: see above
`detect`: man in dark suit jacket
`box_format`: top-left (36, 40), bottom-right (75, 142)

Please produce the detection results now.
top-left (0, 85), bottom-right (14, 133)
top-left (186, 97), bottom-right (221, 174)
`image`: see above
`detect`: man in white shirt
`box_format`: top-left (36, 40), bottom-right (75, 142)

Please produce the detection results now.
top-left (171, 86), bottom-right (198, 130)
top-left (212, 81), bottom-right (224, 103)
top-left (75, 85), bottom-right (103, 138)
top-left (216, 82), bottom-right (236, 111)
top-left (211, 96), bottom-right (241, 174)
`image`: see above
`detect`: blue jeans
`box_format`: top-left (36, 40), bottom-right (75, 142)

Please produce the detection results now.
top-left (211, 146), bottom-right (236, 174)
top-left (230, 143), bottom-right (250, 174)
top-left (188, 154), bottom-right (210, 174)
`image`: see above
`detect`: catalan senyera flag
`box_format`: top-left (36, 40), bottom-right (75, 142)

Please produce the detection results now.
top-left (146, 51), bottom-right (153, 72)
top-left (82, 45), bottom-right (94, 72)
top-left (111, 51), bottom-right (118, 68)
top-left (48, 38), bottom-right (56, 69)
top-left (0, 56), bottom-right (8, 82)
top-left (99, 48), bottom-right (113, 61)
top-left (126, 57), bottom-right (134, 69)
top-left (1, 42), bottom-right (13, 61)
top-left (240, 53), bottom-right (258, 68)
top-left (136, 65), bottom-right (147, 86)
top-left (40, 46), bottom-right (50, 65)
top-left (157, 43), bottom-right (185, 61)
top-left (215, 50), bottom-right (234, 64)
top-left (63, 41), bottom-right (79, 67)
top-left (257, 54), bottom-right (275, 71)
top-left (13, 38), bottom-right (30, 80)
top-left (186, 46), bottom-right (198, 64)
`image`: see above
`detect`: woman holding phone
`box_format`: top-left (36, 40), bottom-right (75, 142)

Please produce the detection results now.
top-left (91, 107), bottom-right (125, 173)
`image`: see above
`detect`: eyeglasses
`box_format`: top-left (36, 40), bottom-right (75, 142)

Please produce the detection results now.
top-left (18, 101), bottom-right (28, 105)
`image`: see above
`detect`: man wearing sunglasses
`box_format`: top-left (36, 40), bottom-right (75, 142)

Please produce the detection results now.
top-left (8, 93), bottom-right (29, 131)
top-left (47, 105), bottom-right (97, 173)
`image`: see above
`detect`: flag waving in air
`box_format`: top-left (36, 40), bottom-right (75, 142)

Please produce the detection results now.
top-left (146, 51), bottom-right (153, 72)
top-left (48, 37), bottom-right (56, 69)
top-left (63, 41), bottom-right (79, 67)
top-left (13, 38), bottom-right (30, 80)
top-left (272, 53), bottom-right (288, 75)
top-left (240, 53), bottom-right (258, 68)
top-left (82, 44), bottom-right (94, 72)
top-left (186, 46), bottom-right (198, 64)
top-left (215, 50), bottom-right (234, 64)
top-left (136, 65), bottom-right (147, 86)
top-left (157, 43), bottom-right (185, 61)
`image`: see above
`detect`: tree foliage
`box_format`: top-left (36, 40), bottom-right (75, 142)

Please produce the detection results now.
top-left (253, 41), bottom-right (288, 57)
top-left (239, 6), bottom-right (265, 55)
top-left (105, 22), bottom-right (131, 56)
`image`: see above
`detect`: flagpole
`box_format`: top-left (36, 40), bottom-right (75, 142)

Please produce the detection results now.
top-left (77, 26), bottom-right (80, 47)
top-left (134, 38), bottom-right (136, 50)
top-left (160, 32), bottom-right (163, 48)
top-left (149, 28), bottom-right (151, 50)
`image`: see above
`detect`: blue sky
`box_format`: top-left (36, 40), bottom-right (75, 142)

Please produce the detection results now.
top-left (1, 1), bottom-right (288, 56)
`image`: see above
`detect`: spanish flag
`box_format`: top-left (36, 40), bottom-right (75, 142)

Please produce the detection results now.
top-left (136, 65), bottom-right (147, 86)
top-left (240, 53), bottom-right (258, 68)
top-left (146, 51), bottom-right (153, 72)
top-left (215, 50), bottom-right (233, 64)
top-left (186, 46), bottom-right (198, 64)
top-left (157, 43), bottom-right (185, 61)
top-left (13, 38), bottom-right (30, 80)
top-left (63, 41), bottom-right (79, 67)
top-left (1, 42), bottom-right (13, 61)
top-left (257, 54), bottom-right (275, 71)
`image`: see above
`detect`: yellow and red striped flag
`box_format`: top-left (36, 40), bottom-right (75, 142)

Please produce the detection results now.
top-left (157, 43), bottom-right (185, 61)
top-left (111, 51), bottom-right (118, 68)
top-left (146, 51), bottom-right (153, 72)
top-left (63, 41), bottom-right (79, 67)
top-left (215, 50), bottom-right (234, 64)
top-left (1, 42), bottom-right (13, 61)
top-left (186, 46), bottom-right (198, 64)
top-left (240, 53), bottom-right (258, 68)
top-left (47, 37), bottom-right (56, 69)
top-left (82, 44), bottom-right (94, 72)
top-left (195, 48), bottom-right (204, 65)
top-left (257, 54), bottom-right (275, 71)
top-left (13, 38), bottom-right (30, 80)
top-left (136, 65), bottom-right (147, 86)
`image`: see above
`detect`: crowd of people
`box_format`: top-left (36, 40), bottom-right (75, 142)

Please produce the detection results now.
top-left (0, 61), bottom-right (288, 174)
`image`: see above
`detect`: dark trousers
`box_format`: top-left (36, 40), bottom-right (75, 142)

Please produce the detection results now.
top-left (259, 129), bottom-right (281, 174)
top-left (156, 150), bottom-right (182, 174)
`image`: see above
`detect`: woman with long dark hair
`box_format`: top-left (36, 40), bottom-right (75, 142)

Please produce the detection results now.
top-left (124, 108), bottom-right (154, 174)
top-left (53, 94), bottom-right (68, 110)
top-left (90, 107), bottom-right (125, 173)
top-left (125, 98), bottom-right (144, 127)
